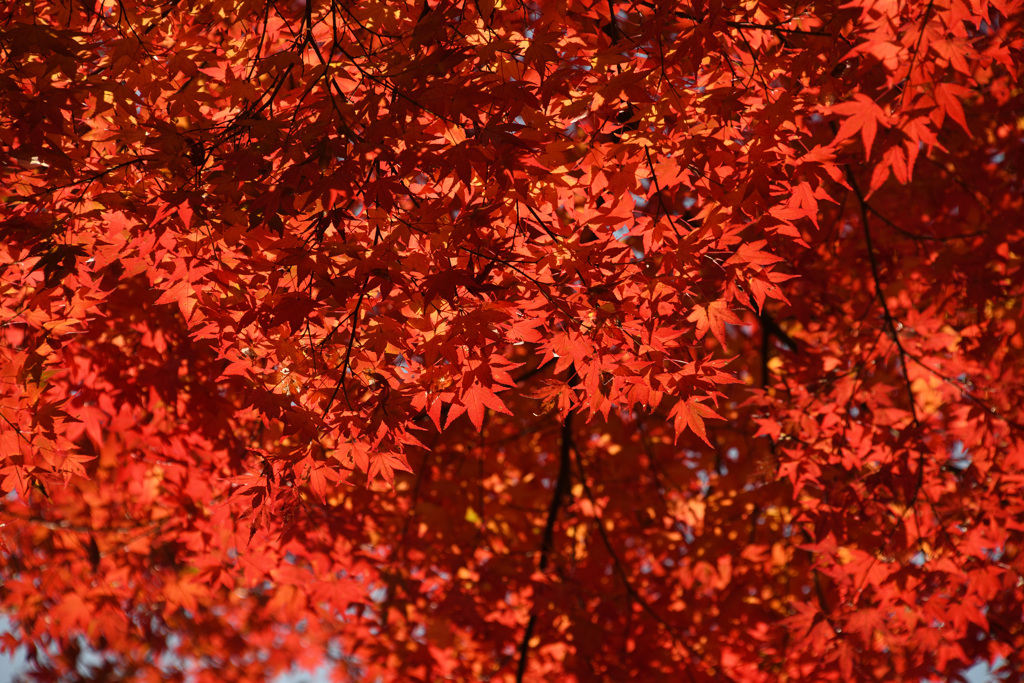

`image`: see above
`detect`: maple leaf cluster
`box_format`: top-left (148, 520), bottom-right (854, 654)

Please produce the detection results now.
top-left (1, 0), bottom-right (1023, 680)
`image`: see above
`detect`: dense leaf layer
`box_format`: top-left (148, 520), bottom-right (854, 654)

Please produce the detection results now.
top-left (1, 0), bottom-right (1023, 680)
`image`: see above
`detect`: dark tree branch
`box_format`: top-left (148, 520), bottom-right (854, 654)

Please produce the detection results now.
top-left (844, 166), bottom-right (920, 428)
top-left (514, 407), bottom-right (573, 683)
top-left (571, 445), bottom-right (699, 682)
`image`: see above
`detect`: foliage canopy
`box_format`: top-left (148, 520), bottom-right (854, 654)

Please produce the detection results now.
top-left (2, 0), bottom-right (1024, 680)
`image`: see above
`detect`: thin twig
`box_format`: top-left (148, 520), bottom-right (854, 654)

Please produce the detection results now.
top-left (644, 146), bottom-right (686, 236)
top-left (844, 166), bottom-right (920, 428)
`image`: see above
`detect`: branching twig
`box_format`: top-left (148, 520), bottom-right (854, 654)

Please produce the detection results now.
top-left (844, 166), bottom-right (920, 428)
top-left (322, 225), bottom-right (381, 416)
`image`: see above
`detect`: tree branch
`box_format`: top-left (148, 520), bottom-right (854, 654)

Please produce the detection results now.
top-left (571, 441), bottom-right (699, 681)
top-left (844, 166), bottom-right (920, 428)
top-left (515, 405), bottom-right (574, 682)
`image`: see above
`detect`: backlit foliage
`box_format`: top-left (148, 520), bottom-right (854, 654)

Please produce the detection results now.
top-left (1, 0), bottom-right (1023, 679)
